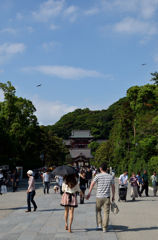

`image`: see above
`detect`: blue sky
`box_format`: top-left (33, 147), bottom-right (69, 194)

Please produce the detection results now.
top-left (0, 0), bottom-right (158, 125)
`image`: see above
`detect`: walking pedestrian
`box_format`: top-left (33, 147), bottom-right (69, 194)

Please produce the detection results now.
top-left (119, 170), bottom-right (128, 186)
top-left (10, 170), bottom-right (19, 192)
top-left (86, 163), bottom-right (115, 233)
top-left (58, 175), bottom-right (63, 195)
top-left (61, 174), bottom-right (85, 233)
top-left (129, 172), bottom-right (139, 201)
top-left (136, 172), bottom-right (142, 197)
top-left (141, 170), bottom-right (149, 196)
top-left (79, 170), bottom-right (87, 204)
top-left (26, 170), bottom-right (37, 212)
top-left (86, 168), bottom-right (92, 188)
top-left (43, 169), bottom-right (50, 194)
top-left (151, 172), bottom-right (158, 196)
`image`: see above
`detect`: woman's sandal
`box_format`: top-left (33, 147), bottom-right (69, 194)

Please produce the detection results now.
top-left (65, 225), bottom-right (68, 230)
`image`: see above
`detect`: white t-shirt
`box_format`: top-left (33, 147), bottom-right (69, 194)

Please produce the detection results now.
top-left (119, 174), bottom-right (128, 186)
top-left (43, 173), bottom-right (50, 182)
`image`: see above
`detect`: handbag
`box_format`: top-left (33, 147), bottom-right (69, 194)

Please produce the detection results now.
top-left (111, 201), bottom-right (119, 214)
top-left (1, 185), bottom-right (7, 194)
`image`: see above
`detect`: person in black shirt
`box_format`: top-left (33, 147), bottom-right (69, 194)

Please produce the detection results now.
top-left (10, 170), bottom-right (19, 192)
top-left (86, 168), bottom-right (92, 188)
top-left (79, 171), bottom-right (87, 204)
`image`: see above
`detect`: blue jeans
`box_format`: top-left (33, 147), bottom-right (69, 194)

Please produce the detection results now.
top-left (27, 191), bottom-right (37, 211)
top-left (44, 182), bottom-right (49, 194)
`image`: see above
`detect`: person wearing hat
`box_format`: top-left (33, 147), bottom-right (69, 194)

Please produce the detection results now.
top-left (26, 170), bottom-right (37, 212)
top-left (141, 170), bottom-right (149, 196)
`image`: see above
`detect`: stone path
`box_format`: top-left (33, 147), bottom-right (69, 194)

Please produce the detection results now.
top-left (110, 178), bottom-right (158, 240)
top-left (0, 180), bottom-right (117, 240)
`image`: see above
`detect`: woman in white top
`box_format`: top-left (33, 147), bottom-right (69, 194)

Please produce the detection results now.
top-left (61, 174), bottom-right (85, 233)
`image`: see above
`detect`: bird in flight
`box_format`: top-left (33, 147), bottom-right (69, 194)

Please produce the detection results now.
top-left (142, 63), bottom-right (146, 66)
top-left (37, 84), bottom-right (42, 87)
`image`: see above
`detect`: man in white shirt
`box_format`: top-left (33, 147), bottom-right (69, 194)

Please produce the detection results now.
top-left (58, 175), bottom-right (63, 195)
top-left (43, 169), bottom-right (50, 194)
top-left (119, 171), bottom-right (128, 186)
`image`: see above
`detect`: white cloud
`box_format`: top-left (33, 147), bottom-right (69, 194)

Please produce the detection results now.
top-left (42, 41), bottom-right (61, 50)
top-left (50, 23), bottom-right (60, 30)
top-left (140, 0), bottom-right (158, 19)
top-left (101, 0), bottom-right (158, 19)
top-left (26, 26), bottom-right (34, 34)
top-left (16, 13), bottom-right (24, 20)
top-left (63, 5), bottom-right (78, 22)
top-left (32, 0), bottom-right (65, 22)
top-left (84, 7), bottom-right (99, 16)
top-left (32, 95), bottom-right (77, 125)
top-left (32, 0), bottom-right (79, 23)
top-left (104, 17), bottom-right (157, 36)
top-left (101, 0), bottom-right (138, 13)
top-left (0, 42), bottom-right (26, 64)
top-left (22, 65), bottom-right (108, 80)
top-left (1, 28), bottom-right (17, 34)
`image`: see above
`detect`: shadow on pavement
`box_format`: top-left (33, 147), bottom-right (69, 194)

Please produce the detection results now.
top-left (0, 207), bottom-right (27, 210)
top-left (112, 225), bottom-right (158, 232)
top-left (37, 209), bottom-right (64, 212)
top-left (85, 202), bottom-right (96, 204)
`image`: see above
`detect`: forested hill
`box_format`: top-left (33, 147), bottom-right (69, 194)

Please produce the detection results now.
top-left (45, 97), bottom-right (126, 139)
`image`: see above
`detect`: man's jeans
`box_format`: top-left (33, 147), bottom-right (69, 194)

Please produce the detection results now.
top-left (27, 191), bottom-right (37, 211)
top-left (96, 197), bottom-right (110, 230)
top-left (44, 182), bottom-right (49, 194)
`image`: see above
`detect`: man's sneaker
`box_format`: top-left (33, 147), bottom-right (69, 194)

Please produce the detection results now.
top-left (103, 229), bottom-right (108, 233)
top-left (96, 226), bottom-right (102, 230)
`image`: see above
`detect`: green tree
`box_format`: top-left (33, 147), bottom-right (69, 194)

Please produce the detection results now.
top-left (150, 71), bottom-right (158, 85)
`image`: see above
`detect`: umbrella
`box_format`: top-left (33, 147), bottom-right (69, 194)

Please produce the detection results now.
top-left (52, 165), bottom-right (77, 176)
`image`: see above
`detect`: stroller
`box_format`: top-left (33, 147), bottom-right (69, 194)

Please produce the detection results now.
top-left (118, 184), bottom-right (127, 202)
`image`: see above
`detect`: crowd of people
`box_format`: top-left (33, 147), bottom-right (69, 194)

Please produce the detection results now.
top-left (1, 165), bottom-right (158, 234)
top-left (119, 169), bottom-right (158, 201)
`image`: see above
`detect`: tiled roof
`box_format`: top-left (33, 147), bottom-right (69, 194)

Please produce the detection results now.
top-left (70, 130), bottom-right (93, 138)
top-left (70, 148), bottom-right (94, 159)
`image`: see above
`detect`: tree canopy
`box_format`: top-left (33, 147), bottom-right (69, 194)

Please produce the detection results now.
top-left (0, 81), bottom-right (68, 174)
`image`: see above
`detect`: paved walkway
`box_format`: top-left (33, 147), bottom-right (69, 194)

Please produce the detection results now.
top-left (1, 178), bottom-right (158, 240)
top-left (0, 180), bottom-right (117, 240)
top-left (110, 179), bottom-right (158, 240)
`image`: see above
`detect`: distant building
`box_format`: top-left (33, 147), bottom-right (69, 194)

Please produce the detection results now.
top-left (63, 130), bottom-right (94, 167)
top-left (63, 130), bottom-right (107, 167)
